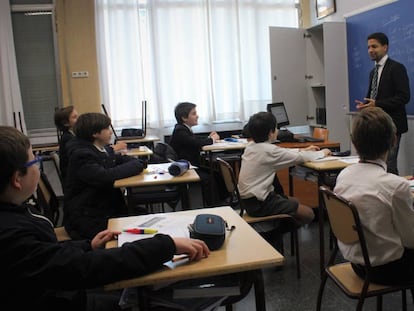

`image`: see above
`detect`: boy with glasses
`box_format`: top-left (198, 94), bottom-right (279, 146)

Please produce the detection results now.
top-left (0, 126), bottom-right (209, 311)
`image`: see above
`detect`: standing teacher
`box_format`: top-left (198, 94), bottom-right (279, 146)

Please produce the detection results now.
top-left (355, 32), bottom-right (410, 175)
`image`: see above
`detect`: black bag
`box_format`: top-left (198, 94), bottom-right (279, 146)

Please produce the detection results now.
top-left (121, 128), bottom-right (144, 137)
top-left (189, 214), bottom-right (226, 250)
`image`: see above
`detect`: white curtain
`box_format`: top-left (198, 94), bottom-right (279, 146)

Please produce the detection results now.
top-left (95, 0), bottom-right (298, 129)
top-left (0, 0), bottom-right (26, 132)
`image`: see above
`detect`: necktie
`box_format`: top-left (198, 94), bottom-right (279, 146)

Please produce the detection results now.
top-left (370, 64), bottom-right (380, 99)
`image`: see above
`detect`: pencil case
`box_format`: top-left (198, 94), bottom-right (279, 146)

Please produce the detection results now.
top-left (189, 214), bottom-right (226, 250)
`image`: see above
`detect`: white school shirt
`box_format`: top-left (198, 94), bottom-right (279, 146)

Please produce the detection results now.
top-left (334, 160), bottom-right (414, 266)
top-left (238, 141), bottom-right (325, 201)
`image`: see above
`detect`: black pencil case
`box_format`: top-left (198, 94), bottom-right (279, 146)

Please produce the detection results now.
top-left (189, 214), bottom-right (226, 250)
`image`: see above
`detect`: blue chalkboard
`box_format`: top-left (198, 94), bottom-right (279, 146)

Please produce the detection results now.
top-left (346, 0), bottom-right (414, 114)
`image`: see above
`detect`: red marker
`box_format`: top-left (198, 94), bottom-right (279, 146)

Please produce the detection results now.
top-left (123, 228), bottom-right (158, 234)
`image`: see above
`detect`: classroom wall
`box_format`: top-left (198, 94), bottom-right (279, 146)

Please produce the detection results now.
top-left (55, 0), bottom-right (100, 114)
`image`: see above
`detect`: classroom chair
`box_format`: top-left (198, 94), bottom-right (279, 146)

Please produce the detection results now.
top-left (216, 157), bottom-right (301, 279)
top-left (313, 127), bottom-right (329, 141)
top-left (317, 186), bottom-right (414, 311)
top-left (36, 171), bottom-right (71, 241)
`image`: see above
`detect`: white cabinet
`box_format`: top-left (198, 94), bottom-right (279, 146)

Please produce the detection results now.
top-left (269, 22), bottom-right (350, 150)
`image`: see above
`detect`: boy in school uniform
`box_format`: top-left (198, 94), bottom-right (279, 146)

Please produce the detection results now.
top-left (63, 113), bottom-right (142, 240)
top-left (54, 106), bottom-right (127, 187)
top-left (334, 107), bottom-right (414, 284)
top-left (0, 126), bottom-right (210, 311)
top-left (169, 102), bottom-right (227, 205)
top-left (238, 112), bottom-right (331, 227)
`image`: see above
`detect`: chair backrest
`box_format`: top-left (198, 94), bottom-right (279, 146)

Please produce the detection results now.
top-left (36, 171), bottom-right (60, 226)
top-left (50, 152), bottom-right (63, 186)
top-left (151, 142), bottom-right (178, 163)
top-left (319, 185), bottom-right (371, 268)
top-left (216, 157), bottom-right (244, 216)
top-left (313, 128), bottom-right (329, 141)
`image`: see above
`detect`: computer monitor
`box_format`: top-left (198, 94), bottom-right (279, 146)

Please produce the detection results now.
top-left (267, 102), bottom-right (289, 129)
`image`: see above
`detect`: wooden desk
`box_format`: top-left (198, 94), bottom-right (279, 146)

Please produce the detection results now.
top-left (32, 142), bottom-right (59, 153)
top-left (114, 163), bottom-right (200, 210)
top-left (116, 135), bottom-right (160, 149)
top-left (105, 206), bottom-right (283, 311)
top-left (278, 140), bottom-right (340, 150)
top-left (125, 146), bottom-right (153, 158)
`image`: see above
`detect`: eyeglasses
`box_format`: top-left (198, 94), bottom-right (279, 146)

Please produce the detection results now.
top-left (25, 156), bottom-right (43, 168)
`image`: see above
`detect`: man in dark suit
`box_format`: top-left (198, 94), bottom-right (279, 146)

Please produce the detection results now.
top-left (355, 32), bottom-right (410, 175)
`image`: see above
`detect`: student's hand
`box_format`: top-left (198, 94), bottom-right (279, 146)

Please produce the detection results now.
top-left (303, 145), bottom-right (320, 151)
top-left (112, 142), bottom-right (128, 154)
top-left (173, 237), bottom-right (210, 261)
top-left (209, 131), bottom-right (220, 141)
top-left (321, 148), bottom-right (332, 157)
top-left (91, 229), bottom-right (121, 250)
top-left (355, 98), bottom-right (375, 110)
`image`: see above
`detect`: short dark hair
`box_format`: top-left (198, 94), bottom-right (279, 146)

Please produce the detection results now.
top-left (174, 102), bottom-right (196, 124)
top-left (367, 32), bottom-right (389, 46)
top-left (248, 112), bottom-right (277, 143)
top-left (0, 126), bottom-right (31, 193)
top-left (241, 123), bottom-right (251, 139)
top-left (54, 105), bottom-right (75, 131)
top-left (74, 113), bottom-right (111, 142)
top-left (351, 107), bottom-right (396, 161)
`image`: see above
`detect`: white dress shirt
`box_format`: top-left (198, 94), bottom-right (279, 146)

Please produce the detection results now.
top-left (334, 159), bottom-right (414, 266)
top-left (238, 141), bottom-right (325, 201)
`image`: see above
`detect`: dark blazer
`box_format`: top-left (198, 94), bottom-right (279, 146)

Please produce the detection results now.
top-left (367, 57), bottom-right (410, 134)
top-left (169, 124), bottom-right (214, 166)
top-left (64, 138), bottom-right (145, 239)
top-left (0, 202), bottom-right (175, 310)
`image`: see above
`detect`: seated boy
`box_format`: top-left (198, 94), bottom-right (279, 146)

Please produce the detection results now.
top-left (0, 126), bottom-right (209, 310)
top-left (238, 112), bottom-right (331, 227)
top-left (334, 107), bottom-right (414, 285)
top-left (169, 102), bottom-right (227, 206)
top-left (63, 112), bottom-right (144, 240)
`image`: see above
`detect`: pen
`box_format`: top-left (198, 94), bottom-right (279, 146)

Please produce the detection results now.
top-left (123, 228), bottom-right (158, 234)
top-left (172, 255), bottom-right (190, 263)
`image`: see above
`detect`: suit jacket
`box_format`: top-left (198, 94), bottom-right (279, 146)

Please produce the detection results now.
top-left (366, 57), bottom-right (410, 134)
top-left (169, 124), bottom-right (214, 166)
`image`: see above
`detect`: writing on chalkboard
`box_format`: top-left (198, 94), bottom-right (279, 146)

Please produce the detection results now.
top-left (346, 0), bottom-right (414, 115)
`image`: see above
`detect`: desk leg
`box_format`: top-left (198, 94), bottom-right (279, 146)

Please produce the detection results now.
top-left (179, 184), bottom-right (191, 210)
top-left (253, 269), bottom-right (266, 311)
top-left (207, 151), bottom-right (218, 207)
top-left (288, 166), bottom-right (294, 197)
top-left (318, 176), bottom-right (325, 279)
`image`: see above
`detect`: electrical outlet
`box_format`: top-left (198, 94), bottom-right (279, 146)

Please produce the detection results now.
top-left (71, 71), bottom-right (89, 78)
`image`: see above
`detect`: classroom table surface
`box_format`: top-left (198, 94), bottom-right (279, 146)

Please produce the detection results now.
top-left (113, 163), bottom-right (200, 188)
top-left (104, 206), bottom-right (283, 290)
top-left (125, 146), bottom-right (153, 157)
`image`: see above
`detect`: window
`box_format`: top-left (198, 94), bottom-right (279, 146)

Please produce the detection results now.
top-left (96, 0), bottom-right (299, 129)
top-left (11, 3), bottom-right (61, 133)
